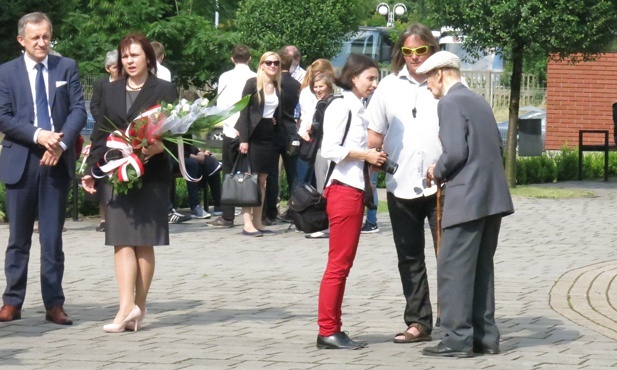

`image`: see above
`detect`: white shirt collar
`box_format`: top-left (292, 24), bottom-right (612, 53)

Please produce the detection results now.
top-left (398, 66), bottom-right (426, 85)
top-left (24, 54), bottom-right (48, 71)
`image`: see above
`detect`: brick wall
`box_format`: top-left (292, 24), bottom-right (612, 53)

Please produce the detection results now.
top-left (546, 53), bottom-right (617, 150)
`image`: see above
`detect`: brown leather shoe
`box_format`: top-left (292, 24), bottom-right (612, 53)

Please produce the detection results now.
top-left (45, 306), bottom-right (73, 325)
top-left (0, 305), bottom-right (21, 322)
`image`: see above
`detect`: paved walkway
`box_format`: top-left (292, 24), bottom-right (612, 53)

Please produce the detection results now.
top-left (1, 181), bottom-right (617, 369)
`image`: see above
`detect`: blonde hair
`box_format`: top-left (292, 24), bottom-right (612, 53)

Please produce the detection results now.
top-left (301, 58), bottom-right (334, 89)
top-left (256, 51), bottom-right (282, 104)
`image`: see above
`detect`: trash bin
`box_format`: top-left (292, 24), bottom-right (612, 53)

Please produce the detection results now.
top-left (518, 118), bottom-right (542, 156)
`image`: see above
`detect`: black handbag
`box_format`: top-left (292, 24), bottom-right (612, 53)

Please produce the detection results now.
top-left (288, 110), bottom-right (352, 233)
top-left (288, 182), bottom-right (329, 233)
top-left (220, 154), bottom-right (261, 207)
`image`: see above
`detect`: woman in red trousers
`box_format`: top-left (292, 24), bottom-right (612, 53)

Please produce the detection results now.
top-left (316, 54), bottom-right (387, 349)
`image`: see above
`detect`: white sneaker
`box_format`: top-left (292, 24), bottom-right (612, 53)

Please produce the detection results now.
top-left (191, 205), bottom-right (211, 219)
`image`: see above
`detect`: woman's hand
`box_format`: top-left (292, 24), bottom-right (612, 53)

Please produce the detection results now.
top-left (81, 175), bottom-right (97, 194)
top-left (142, 140), bottom-right (165, 161)
top-left (300, 132), bottom-right (311, 141)
top-left (239, 142), bottom-right (249, 154)
top-left (365, 148), bottom-right (387, 166)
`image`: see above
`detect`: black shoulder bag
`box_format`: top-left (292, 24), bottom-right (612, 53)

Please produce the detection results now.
top-left (288, 109), bottom-right (352, 233)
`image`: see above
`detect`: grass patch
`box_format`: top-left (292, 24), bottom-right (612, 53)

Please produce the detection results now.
top-left (510, 185), bottom-right (594, 199)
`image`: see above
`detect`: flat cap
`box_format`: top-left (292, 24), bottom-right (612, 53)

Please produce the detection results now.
top-left (416, 51), bottom-right (461, 74)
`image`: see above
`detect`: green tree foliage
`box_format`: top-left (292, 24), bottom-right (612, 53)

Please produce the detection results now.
top-left (0, 0), bottom-right (81, 63)
top-left (55, 0), bottom-right (239, 89)
top-left (56, 0), bottom-right (172, 75)
top-left (429, 0), bottom-right (617, 187)
top-left (235, 0), bottom-right (372, 65)
top-left (148, 13), bottom-right (240, 90)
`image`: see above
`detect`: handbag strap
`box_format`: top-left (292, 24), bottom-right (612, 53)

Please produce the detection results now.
top-left (231, 152), bottom-right (252, 174)
top-left (323, 110), bottom-right (352, 191)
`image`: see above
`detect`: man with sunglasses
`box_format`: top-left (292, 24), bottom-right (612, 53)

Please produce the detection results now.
top-left (367, 23), bottom-right (442, 344)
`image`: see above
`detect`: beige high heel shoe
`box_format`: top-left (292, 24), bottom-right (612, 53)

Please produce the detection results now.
top-left (125, 307), bottom-right (146, 331)
top-left (103, 306), bottom-right (142, 333)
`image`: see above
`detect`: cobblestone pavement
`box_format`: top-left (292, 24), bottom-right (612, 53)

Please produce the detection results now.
top-left (1, 181), bottom-right (617, 369)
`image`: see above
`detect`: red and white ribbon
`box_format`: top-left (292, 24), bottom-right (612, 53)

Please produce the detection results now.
top-left (93, 129), bottom-right (145, 181)
top-left (177, 137), bottom-right (202, 183)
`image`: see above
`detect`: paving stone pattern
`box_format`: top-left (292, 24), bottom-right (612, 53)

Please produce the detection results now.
top-left (1, 182), bottom-right (617, 369)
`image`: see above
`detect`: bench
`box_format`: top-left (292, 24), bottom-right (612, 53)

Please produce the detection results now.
top-left (578, 130), bottom-right (616, 181)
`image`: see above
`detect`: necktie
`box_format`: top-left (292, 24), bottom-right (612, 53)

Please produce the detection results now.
top-left (35, 63), bottom-right (51, 131)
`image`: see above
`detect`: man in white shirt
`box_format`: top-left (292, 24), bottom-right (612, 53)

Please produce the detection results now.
top-left (285, 45), bottom-right (306, 84)
top-left (209, 45), bottom-right (256, 227)
top-left (152, 41), bottom-right (171, 82)
top-left (367, 23), bottom-right (442, 344)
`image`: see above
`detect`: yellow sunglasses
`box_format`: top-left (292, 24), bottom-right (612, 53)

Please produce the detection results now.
top-left (401, 45), bottom-right (429, 56)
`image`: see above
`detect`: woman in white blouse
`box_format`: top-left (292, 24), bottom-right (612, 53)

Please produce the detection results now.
top-left (297, 59), bottom-right (335, 187)
top-left (235, 51), bottom-right (282, 237)
top-left (315, 54), bottom-right (387, 349)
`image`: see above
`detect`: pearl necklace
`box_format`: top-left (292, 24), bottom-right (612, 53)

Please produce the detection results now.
top-left (126, 79), bottom-right (145, 91)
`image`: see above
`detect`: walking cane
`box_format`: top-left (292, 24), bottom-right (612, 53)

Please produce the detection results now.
top-left (435, 182), bottom-right (442, 326)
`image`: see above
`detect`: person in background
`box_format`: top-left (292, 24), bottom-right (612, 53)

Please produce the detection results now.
top-left (235, 51), bottom-right (282, 237)
top-left (421, 51), bottom-right (514, 357)
top-left (151, 41), bottom-right (171, 82)
top-left (285, 45), bottom-right (306, 83)
top-left (209, 44), bottom-right (256, 228)
top-left (367, 23), bottom-right (442, 344)
top-left (262, 48), bottom-right (301, 225)
top-left (195, 149), bottom-right (222, 215)
top-left (316, 54), bottom-right (387, 349)
top-left (0, 11), bottom-right (86, 325)
top-left (82, 33), bottom-right (178, 333)
top-left (90, 50), bottom-right (119, 232)
top-left (297, 59), bottom-right (335, 187)
top-left (360, 171), bottom-right (380, 233)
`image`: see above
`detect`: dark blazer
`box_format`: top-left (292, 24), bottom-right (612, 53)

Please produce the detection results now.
top-left (235, 77), bottom-right (282, 143)
top-left (433, 82), bottom-right (514, 228)
top-left (87, 74), bottom-right (178, 182)
top-left (90, 76), bottom-right (112, 123)
top-left (279, 72), bottom-right (301, 141)
top-left (0, 54), bottom-right (86, 184)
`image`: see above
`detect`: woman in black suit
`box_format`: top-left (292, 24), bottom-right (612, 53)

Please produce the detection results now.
top-left (89, 50), bottom-right (119, 233)
top-left (235, 51), bottom-right (282, 236)
top-left (82, 33), bottom-right (178, 333)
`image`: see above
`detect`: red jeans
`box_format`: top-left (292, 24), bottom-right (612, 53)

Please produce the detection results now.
top-left (318, 182), bottom-right (364, 336)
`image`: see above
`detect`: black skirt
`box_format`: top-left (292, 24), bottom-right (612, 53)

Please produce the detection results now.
top-left (247, 118), bottom-right (275, 174)
top-left (104, 155), bottom-right (171, 246)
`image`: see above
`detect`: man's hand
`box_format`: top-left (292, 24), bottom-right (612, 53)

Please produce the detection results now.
top-left (40, 146), bottom-right (62, 166)
top-left (37, 130), bottom-right (63, 152)
top-left (426, 163), bottom-right (436, 187)
top-left (192, 151), bottom-right (207, 164)
top-left (81, 175), bottom-right (97, 194)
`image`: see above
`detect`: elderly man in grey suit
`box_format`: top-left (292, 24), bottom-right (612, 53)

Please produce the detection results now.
top-left (420, 51), bottom-right (515, 358)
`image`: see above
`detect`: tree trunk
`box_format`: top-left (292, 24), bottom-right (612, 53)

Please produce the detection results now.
top-left (505, 43), bottom-right (524, 188)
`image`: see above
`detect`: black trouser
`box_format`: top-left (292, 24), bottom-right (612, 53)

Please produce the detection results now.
top-left (219, 135), bottom-right (236, 221)
top-left (200, 168), bottom-right (222, 210)
top-left (387, 192), bottom-right (439, 332)
top-left (264, 136), bottom-right (297, 220)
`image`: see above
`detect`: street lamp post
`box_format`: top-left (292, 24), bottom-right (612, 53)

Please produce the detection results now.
top-left (376, 2), bottom-right (407, 27)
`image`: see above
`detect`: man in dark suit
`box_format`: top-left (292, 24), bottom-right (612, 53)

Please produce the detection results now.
top-left (419, 51), bottom-right (514, 357)
top-left (0, 12), bottom-right (86, 324)
top-left (262, 49), bottom-right (301, 224)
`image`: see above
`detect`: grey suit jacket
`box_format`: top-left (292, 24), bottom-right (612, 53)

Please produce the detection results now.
top-left (433, 82), bottom-right (514, 228)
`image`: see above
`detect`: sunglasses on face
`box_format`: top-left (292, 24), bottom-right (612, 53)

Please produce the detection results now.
top-left (263, 60), bottom-right (280, 67)
top-left (401, 45), bottom-right (429, 56)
